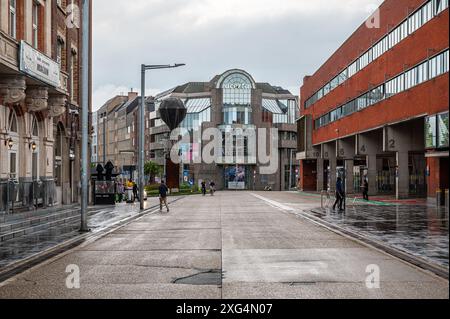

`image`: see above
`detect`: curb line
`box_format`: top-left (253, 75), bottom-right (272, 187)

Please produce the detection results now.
top-left (304, 208), bottom-right (449, 280)
top-left (0, 197), bottom-right (185, 284)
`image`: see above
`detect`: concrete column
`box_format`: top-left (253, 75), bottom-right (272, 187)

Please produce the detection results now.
top-left (345, 160), bottom-right (354, 194)
top-left (367, 154), bottom-right (377, 196)
top-left (329, 157), bottom-right (337, 192)
top-left (397, 151), bottom-right (409, 199)
top-left (317, 158), bottom-right (324, 192)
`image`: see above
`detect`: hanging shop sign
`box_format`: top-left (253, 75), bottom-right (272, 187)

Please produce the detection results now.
top-left (19, 41), bottom-right (60, 88)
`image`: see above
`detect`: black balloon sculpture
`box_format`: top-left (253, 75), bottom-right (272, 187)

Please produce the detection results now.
top-left (159, 98), bottom-right (187, 131)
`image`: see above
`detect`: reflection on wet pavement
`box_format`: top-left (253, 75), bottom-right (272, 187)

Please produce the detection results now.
top-left (311, 204), bottom-right (449, 269)
top-left (0, 202), bottom-right (150, 269)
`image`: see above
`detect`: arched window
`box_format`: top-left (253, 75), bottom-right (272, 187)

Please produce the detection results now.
top-left (8, 109), bottom-right (18, 133)
top-left (31, 115), bottom-right (39, 137)
top-left (222, 73), bottom-right (252, 107)
top-left (222, 73), bottom-right (253, 125)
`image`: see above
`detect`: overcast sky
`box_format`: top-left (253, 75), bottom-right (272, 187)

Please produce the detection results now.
top-left (92, 0), bottom-right (384, 111)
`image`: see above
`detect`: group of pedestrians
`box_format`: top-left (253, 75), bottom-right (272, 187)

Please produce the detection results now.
top-left (116, 179), bottom-right (139, 203)
top-left (332, 177), bottom-right (370, 212)
top-left (201, 181), bottom-right (216, 196)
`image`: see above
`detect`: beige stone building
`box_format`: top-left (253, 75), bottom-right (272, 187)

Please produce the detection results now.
top-left (95, 92), bottom-right (154, 180)
top-left (1, 0), bottom-right (91, 213)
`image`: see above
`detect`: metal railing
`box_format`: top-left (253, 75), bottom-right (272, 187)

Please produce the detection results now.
top-left (0, 179), bottom-right (56, 215)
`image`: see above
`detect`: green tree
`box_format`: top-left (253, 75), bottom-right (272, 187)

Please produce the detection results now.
top-left (144, 161), bottom-right (162, 184)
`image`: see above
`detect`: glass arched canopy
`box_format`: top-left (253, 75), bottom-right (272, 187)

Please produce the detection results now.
top-left (222, 73), bottom-right (253, 125)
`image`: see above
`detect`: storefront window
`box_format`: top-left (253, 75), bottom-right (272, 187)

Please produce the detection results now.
top-left (438, 112), bottom-right (449, 148)
top-left (425, 116), bottom-right (437, 148)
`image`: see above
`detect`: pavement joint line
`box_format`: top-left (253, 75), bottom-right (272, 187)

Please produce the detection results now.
top-left (0, 197), bottom-right (186, 286)
top-left (252, 193), bottom-right (449, 282)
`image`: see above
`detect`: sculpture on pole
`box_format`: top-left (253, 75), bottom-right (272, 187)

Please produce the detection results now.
top-left (159, 98), bottom-right (187, 131)
top-left (158, 98), bottom-right (187, 188)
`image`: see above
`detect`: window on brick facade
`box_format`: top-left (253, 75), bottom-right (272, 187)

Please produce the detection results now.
top-left (408, 9), bottom-right (422, 34)
top-left (70, 51), bottom-right (77, 102)
top-left (32, 1), bottom-right (39, 48)
top-left (9, 0), bottom-right (17, 38)
top-left (57, 38), bottom-right (64, 66)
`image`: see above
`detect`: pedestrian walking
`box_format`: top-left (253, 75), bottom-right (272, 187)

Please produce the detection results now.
top-left (362, 178), bottom-right (369, 201)
top-left (132, 180), bottom-right (138, 202)
top-left (333, 177), bottom-right (345, 211)
top-left (117, 181), bottom-right (125, 203)
top-left (159, 180), bottom-right (169, 212)
top-left (210, 181), bottom-right (216, 196)
top-left (201, 181), bottom-right (207, 196)
top-left (125, 179), bottom-right (134, 203)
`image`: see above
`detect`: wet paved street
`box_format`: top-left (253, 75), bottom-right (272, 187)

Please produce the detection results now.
top-left (314, 205), bottom-right (449, 269)
top-left (256, 192), bottom-right (449, 271)
top-left (0, 198), bottom-right (167, 269)
top-left (0, 192), bottom-right (447, 299)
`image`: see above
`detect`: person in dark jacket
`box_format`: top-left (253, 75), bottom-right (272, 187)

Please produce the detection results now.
top-left (209, 181), bottom-right (216, 196)
top-left (159, 181), bottom-right (169, 212)
top-left (362, 178), bottom-right (369, 201)
top-left (132, 181), bottom-right (138, 202)
top-left (201, 181), bottom-right (207, 196)
top-left (333, 177), bottom-right (345, 211)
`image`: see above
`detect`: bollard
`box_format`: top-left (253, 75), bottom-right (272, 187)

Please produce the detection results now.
top-left (436, 189), bottom-right (443, 207)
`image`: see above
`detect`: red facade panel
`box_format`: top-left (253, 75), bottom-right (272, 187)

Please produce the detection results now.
top-left (300, 0), bottom-right (449, 144)
top-left (301, 0), bottom-right (433, 103)
top-left (313, 74), bottom-right (449, 145)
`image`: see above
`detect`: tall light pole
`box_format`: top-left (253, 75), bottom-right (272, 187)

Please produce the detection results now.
top-left (139, 64), bottom-right (185, 211)
top-left (80, 0), bottom-right (90, 232)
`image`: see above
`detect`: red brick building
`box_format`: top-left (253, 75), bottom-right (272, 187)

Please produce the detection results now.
top-left (297, 0), bottom-right (449, 201)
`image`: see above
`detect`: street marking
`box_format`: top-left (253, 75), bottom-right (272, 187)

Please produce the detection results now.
top-left (250, 193), bottom-right (295, 211)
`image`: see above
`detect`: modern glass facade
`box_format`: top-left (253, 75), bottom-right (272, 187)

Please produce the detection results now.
top-left (151, 69), bottom-right (298, 191)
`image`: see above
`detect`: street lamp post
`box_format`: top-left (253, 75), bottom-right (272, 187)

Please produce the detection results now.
top-left (139, 64), bottom-right (185, 211)
top-left (80, 0), bottom-right (90, 232)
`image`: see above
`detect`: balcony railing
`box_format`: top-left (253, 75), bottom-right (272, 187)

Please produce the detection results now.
top-left (0, 31), bottom-right (19, 69)
top-left (1, 31), bottom-right (69, 96)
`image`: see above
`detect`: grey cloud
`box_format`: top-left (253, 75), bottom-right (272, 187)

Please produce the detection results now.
top-left (93, 0), bottom-right (383, 108)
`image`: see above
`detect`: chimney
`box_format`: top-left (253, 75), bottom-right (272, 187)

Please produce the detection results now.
top-left (128, 88), bottom-right (138, 101)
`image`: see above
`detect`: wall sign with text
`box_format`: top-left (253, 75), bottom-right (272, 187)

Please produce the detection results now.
top-left (19, 41), bottom-right (60, 88)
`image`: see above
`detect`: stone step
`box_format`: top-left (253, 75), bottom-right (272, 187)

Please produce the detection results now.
top-left (0, 208), bottom-right (81, 236)
top-left (0, 204), bottom-right (79, 224)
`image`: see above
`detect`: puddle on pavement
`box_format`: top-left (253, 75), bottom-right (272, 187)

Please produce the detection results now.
top-left (312, 204), bottom-right (449, 269)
